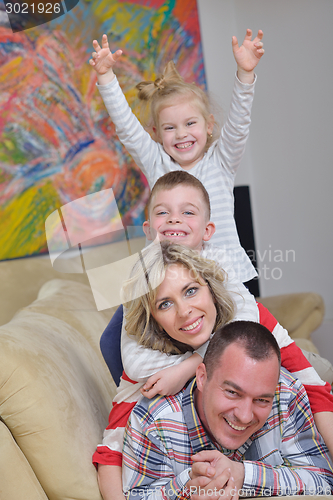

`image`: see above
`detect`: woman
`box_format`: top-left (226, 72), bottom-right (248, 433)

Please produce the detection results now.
top-left (93, 242), bottom-right (235, 499)
top-left (122, 241), bottom-right (235, 357)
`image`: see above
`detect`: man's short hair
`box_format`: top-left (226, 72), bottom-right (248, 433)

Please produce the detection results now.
top-left (147, 171), bottom-right (211, 219)
top-left (203, 321), bottom-right (281, 380)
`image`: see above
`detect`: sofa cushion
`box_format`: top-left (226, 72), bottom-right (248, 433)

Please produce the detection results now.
top-left (0, 256), bottom-right (90, 327)
top-left (32, 278), bottom-right (116, 365)
top-left (0, 279), bottom-right (116, 500)
top-left (257, 292), bottom-right (325, 339)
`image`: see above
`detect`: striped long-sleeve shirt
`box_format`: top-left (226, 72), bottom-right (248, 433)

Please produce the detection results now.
top-left (122, 374), bottom-right (333, 499)
top-left (97, 74), bottom-right (257, 283)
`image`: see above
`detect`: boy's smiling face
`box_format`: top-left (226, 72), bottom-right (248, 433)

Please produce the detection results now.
top-left (143, 185), bottom-right (215, 251)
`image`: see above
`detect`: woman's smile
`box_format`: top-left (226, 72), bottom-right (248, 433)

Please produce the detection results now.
top-left (180, 316), bottom-right (203, 332)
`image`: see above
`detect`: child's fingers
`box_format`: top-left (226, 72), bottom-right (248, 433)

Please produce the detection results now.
top-left (256, 29), bottom-right (264, 41)
top-left (89, 52), bottom-right (99, 66)
top-left (92, 39), bottom-right (101, 51)
top-left (253, 30), bottom-right (264, 43)
top-left (231, 36), bottom-right (239, 50)
top-left (244, 28), bottom-right (252, 41)
top-left (101, 34), bottom-right (109, 48)
top-left (113, 49), bottom-right (123, 63)
top-left (254, 41), bottom-right (264, 55)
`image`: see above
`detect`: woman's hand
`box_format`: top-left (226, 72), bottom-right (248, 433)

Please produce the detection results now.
top-left (89, 34), bottom-right (122, 85)
top-left (140, 353), bottom-right (202, 399)
top-left (232, 29), bottom-right (264, 84)
top-left (140, 364), bottom-right (187, 398)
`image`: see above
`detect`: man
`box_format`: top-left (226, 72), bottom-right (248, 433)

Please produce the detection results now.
top-left (122, 321), bottom-right (333, 499)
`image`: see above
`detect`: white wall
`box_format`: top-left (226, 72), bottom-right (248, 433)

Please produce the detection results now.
top-left (197, 0), bottom-right (333, 329)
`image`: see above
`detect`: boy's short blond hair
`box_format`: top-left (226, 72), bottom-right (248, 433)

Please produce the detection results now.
top-left (147, 171), bottom-right (211, 220)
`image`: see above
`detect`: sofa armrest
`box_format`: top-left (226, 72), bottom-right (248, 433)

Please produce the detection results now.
top-left (257, 292), bottom-right (325, 339)
top-left (0, 421), bottom-right (48, 500)
top-left (0, 279), bottom-right (116, 500)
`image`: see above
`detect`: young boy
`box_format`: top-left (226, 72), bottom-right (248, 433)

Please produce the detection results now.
top-left (100, 170), bottom-right (259, 385)
top-left (94, 171), bottom-right (333, 500)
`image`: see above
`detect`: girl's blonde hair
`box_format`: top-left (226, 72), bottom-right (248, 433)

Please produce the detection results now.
top-left (121, 242), bottom-right (235, 355)
top-left (136, 61), bottom-right (219, 149)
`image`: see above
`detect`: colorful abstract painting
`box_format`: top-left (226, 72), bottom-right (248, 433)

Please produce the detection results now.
top-left (0, 0), bottom-right (206, 260)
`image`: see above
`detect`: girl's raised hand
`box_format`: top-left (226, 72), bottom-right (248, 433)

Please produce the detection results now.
top-left (89, 34), bottom-right (122, 83)
top-left (232, 29), bottom-right (264, 80)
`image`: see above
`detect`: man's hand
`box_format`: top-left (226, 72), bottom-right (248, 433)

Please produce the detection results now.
top-left (232, 29), bottom-right (264, 84)
top-left (187, 464), bottom-right (238, 500)
top-left (89, 34), bottom-right (122, 85)
top-left (188, 450), bottom-right (245, 499)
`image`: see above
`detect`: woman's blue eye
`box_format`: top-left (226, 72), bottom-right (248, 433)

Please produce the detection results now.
top-left (185, 287), bottom-right (198, 297)
top-left (158, 300), bottom-right (172, 310)
top-left (187, 121), bottom-right (196, 126)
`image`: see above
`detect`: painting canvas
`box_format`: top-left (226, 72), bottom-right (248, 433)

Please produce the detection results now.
top-left (0, 0), bottom-right (206, 261)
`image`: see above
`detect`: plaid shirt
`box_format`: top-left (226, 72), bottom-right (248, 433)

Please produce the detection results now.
top-left (122, 369), bottom-right (333, 500)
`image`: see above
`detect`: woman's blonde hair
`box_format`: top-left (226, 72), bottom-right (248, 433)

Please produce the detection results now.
top-left (136, 61), bottom-right (219, 149)
top-left (121, 242), bottom-right (235, 355)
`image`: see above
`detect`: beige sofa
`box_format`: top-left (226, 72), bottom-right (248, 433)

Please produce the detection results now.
top-left (0, 250), bottom-right (331, 499)
top-left (0, 274), bottom-right (117, 499)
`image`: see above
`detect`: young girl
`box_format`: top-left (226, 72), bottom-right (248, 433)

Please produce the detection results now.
top-left (93, 243), bottom-right (333, 500)
top-left (89, 29), bottom-right (265, 283)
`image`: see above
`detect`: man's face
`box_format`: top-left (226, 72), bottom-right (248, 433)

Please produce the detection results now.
top-left (143, 185), bottom-right (215, 252)
top-left (195, 343), bottom-right (280, 451)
